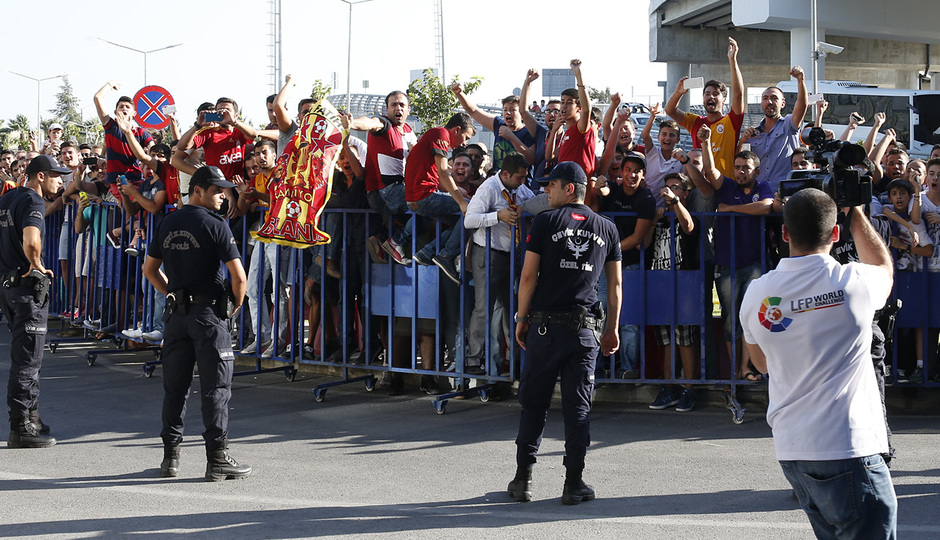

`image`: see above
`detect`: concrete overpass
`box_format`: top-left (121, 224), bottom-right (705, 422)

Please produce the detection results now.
top-left (650, 0), bottom-right (940, 109)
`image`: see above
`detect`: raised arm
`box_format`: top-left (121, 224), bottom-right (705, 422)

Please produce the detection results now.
top-left (850, 206), bottom-right (894, 280)
top-left (225, 109), bottom-right (277, 142)
top-left (519, 69), bottom-right (541, 137)
top-left (641, 102), bottom-right (660, 151)
top-left (815, 99), bottom-right (829, 128)
top-left (698, 125), bottom-right (723, 190)
top-left (864, 112), bottom-right (886, 156)
top-left (673, 147), bottom-right (712, 196)
top-left (664, 77), bottom-right (689, 124)
top-left (602, 93), bottom-right (623, 143)
top-left (170, 123), bottom-right (201, 176)
top-left (451, 83), bottom-right (496, 132)
top-left (273, 74), bottom-right (297, 132)
top-left (662, 188), bottom-right (694, 234)
top-left (728, 37), bottom-right (745, 115)
top-left (789, 66), bottom-right (808, 129)
top-left (115, 114), bottom-right (160, 169)
top-left (499, 125), bottom-right (536, 164)
top-left (597, 110), bottom-right (631, 176)
top-left (840, 110), bottom-right (862, 142)
top-left (570, 59), bottom-right (591, 134)
top-left (93, 80), bottom-right (119, 125)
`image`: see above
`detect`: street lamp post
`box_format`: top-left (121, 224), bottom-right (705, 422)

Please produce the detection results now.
top-left (8, 71), bottom-right (66, 131)
top-left (338, 0), bottom-right (376, 113)
top-left (97, 39), bottom-right (183, 86)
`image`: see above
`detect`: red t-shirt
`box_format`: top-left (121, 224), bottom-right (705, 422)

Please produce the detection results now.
top-left (558, 123), bottom-right (597, 178)
top-left (405, 127), bottom-right (450, 202)
top-left (157, 161), bottom-right (181, 206)
top-left (365, 117), bottom-right (415, 192)
top-left (191, 127), bottom-right (250, 181)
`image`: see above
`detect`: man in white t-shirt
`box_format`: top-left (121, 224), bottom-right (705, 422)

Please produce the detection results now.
top-left (740, 189), bottom-right (897, 539)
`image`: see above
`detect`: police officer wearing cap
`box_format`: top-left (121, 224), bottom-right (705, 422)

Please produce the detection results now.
top-left (508, 161), bottom-right (622, 505)
top-left (1, 155), bottom-right (68, 448)
top-left (143, 165), bottom-right (250, 481)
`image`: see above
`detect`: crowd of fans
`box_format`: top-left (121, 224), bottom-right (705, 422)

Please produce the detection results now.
top-left (1, 43), bottom-right (938, 407)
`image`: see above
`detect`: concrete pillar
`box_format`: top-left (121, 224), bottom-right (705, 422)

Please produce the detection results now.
top-left (791, 27), bottom-right (823, 92)
top-left (666, 61), bottom-right (691, 110)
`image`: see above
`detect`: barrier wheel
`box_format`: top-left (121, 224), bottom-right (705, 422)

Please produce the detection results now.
top-left (434, 400), bottom-right (447, 415)
top-left (313, 388), bottom-right (326, 403)
top-left (285, 368), bottom-right (297, 382)
top-left (479, 389), bottom-right (490, 403)
top-left (49, 343), bottom-right (58, 354)
top-left (364, 377), bottom-right (376, 392)
top-left (144, 366), bottom-right (155, 378)
top-left (87, 355), bottom-right (96, 366)
top-left (731, 406), bottom-right (746, 425)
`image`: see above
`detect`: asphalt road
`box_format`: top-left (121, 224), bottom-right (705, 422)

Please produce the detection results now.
top-left (1, 328), bottom-right (938, 539)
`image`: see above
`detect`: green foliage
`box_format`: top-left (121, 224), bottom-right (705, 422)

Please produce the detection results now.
top-left (310, 79), bottom-right (332, 103)
top-left (587, 86), bottom-right (612, 103)
top-left (49, 76), bottom-right (83, 143)
top-left (0, 115), bottom-right (33, 150)
top-left (407, 68), bottom-right (483, 134)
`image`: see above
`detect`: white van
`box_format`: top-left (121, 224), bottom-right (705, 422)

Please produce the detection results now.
top-left (776, 80), bottom-right (940, 158)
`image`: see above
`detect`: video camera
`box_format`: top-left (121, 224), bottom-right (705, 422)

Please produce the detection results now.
top-left (778, 127), bottom-right (872, 207)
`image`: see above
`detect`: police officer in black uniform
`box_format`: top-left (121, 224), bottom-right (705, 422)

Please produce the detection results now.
top-left (509, 162), bottom-right (622, 505)
top-left (143, 166), bottom-right (250, 481)
top-left (1, 155), bottom-right (67, 448)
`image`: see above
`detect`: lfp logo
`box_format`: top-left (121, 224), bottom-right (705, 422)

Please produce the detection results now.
top-left (758, 296), bottom-right (792, 333)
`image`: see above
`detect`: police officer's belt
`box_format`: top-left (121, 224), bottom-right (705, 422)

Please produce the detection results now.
top-left (186, 294), bottom-right (219, 305)
top-left (528, 310), bottom-right (603, 331)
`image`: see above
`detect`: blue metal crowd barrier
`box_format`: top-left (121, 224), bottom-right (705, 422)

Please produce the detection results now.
top-left (36, 197), bottom-right (938, 421)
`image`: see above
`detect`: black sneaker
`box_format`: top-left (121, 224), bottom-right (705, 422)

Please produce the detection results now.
top-left (419, 375), bottom-right (442, 395)
top-left (432, 255), bottom-right (461, 284)
top-left (561, 480), bottom-right (595, 505)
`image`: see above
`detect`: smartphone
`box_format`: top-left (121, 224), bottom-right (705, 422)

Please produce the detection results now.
top-left (162, 104), bottom-right (177, 115)
top-left (204, 111), bottom-right (223, 122)
top-left (83, 156), bottom-right (98, 166)
top-left (119, 175), bottom-right (129, 185)
top-left (685, 77), bottom-right (704, 89)
top-left (79, 191), bottom-right (88, 202)
top-left (850, 112), bottom-right (865, 124)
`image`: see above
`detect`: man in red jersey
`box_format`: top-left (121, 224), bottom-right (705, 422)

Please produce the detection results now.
top-left (547, 60), bottom-right (597, 206)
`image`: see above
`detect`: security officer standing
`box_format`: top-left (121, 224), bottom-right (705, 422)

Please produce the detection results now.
top-left (143, 166), bottom-right (250, 481)
top-left (510, 162), bottom-right (622, 505)
top-left (1, 155), bottom-right (67, 448)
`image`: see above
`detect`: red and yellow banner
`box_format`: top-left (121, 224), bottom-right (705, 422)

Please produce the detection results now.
top-left (253, 99), bottom-right (345, 248)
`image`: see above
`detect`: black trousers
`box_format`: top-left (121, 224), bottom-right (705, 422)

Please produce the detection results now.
top-left (160, 306), bottom-right (234, 445)
top-left (516, 322), bottom-right (598, 472)
top-left (1, 285), bottom-right (47, 421)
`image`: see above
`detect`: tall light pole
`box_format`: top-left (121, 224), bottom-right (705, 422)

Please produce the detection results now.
top-left (98, 39), bottom-right (183, 86)
top-left (8, 71), bottom-right (66, 131)
top-left (338, 0), bottom-right (376, 112)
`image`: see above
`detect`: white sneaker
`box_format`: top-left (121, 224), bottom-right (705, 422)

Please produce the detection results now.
top-left (141, 330), bottom-right (164, 343)
top-left (260, 342), bottom-right (279, 358)
top-left (243, 339), bottom-right (272, 356)
top-left (121, 328), bottom-right (143, 339)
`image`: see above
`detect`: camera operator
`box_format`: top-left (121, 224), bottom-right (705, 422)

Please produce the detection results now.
top-left (741, 189), bottom-right (897, 538)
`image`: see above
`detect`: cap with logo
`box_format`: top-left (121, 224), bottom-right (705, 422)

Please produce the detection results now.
top-left (25, 155), bottom-right (71, 176)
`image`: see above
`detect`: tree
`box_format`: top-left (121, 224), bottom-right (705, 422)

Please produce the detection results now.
top-left (1, 115), bottom-right (33, 150)
top-left (587, 86), bottom-right (612, 103)
top-left (310, 79), bottom-right (332, 103)
top-left (50, 76), bottom-right (83, 142)
top-left (407, 68), bottom-right (483, 134)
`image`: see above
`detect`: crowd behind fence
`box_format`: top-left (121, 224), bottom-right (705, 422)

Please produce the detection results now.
top-left (31, 196), bottom-right (939, 419)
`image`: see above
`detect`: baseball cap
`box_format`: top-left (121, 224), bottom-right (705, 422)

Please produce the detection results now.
top-left (622, 152), bottom-right (646, 170)
top-left (467, 141), bottom-right (488, 155)
top-left (48, 123), bottom-right (64, 131)
top-left (188, 166), bottom-right (236, 193)
top-left (25, 155), bottom-right (71, 176)
top-left (535, 161), bottom-right (587, 185)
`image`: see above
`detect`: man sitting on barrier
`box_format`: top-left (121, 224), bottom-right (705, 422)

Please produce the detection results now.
top-left (510, 161), bottom-right (621, 505)
top-left (400, 112), bottom-right (475, 284)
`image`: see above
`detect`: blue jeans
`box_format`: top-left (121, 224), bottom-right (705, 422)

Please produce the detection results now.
top-left (411, 192), bottom-right (463, 259)
top-left (780, 455), bottom-right (897, 539)
top-left (714, 262), bottom-right (761, 342)
top-left (378, 182), bottom-right (414, 247)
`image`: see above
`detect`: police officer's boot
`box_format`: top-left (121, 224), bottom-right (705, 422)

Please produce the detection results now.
top-left (561, 469), bottom-right (595, 505)
top-left (161, 443), bottom-right (180, 478)
top-left (8, 417), bottom-right (56, 449)
top-left (28, 406), bottom-right (50, 435)
top-left (205, 439), bottom-right (251, 482)
top-left (507, 465), bottom-right (533, 502)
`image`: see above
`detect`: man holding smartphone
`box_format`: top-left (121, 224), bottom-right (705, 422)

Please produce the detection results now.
top-left (665, 37), bottom-right (746, 179)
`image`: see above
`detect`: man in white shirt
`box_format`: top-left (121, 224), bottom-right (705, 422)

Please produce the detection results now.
top-left (740, 189), bottom-right (897, 539)
top-left (464, 152), bottom-right (534, 379)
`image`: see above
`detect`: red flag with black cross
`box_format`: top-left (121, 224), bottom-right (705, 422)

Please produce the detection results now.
top-left (253, 99), bottom-right (345, 248)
